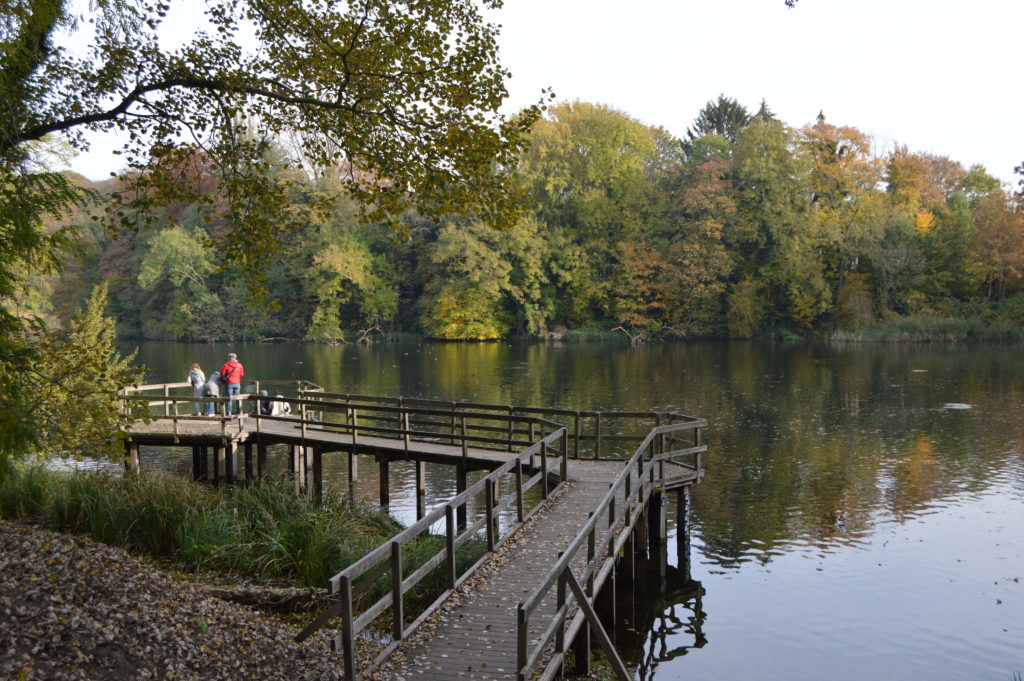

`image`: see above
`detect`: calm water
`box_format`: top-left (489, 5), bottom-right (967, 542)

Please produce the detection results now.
top-left (126, 340), bottom-right (1024, 680)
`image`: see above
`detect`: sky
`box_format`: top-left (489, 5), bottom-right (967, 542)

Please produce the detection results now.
top-left (68, 0), bottom-right (1023, 187)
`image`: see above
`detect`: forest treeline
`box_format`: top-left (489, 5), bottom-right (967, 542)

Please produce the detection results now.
top-left (45, 97), bottom-right (1024, 342)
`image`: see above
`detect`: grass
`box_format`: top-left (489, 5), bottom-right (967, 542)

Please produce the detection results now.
top-left (565, 328), bottom-right (629, 343)
top-left (0, 465), bottom-right (482, 600)
top-left (830, 316), bottom-right (1024, 343)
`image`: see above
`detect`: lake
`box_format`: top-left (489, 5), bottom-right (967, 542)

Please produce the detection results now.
top-left (126, 339), bottom-right (1024, 680)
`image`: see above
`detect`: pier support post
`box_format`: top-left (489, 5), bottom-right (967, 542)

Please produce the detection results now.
top-left (223, 444), bottom-right (234, 485)
top-left (224, 442), bottom-right (236, 484)
top-left (623, 530), bottom-right (636, 584)
top-left (647, 491), bottom-right (667, 548)
top-left (244, 442), bottom-right (253, 481)
top-left (635, 504), bottom-right (649, 556)
top-left (291, 445), bottom-right (306, 494)
top-left (415, 458), bottom-right (426, 521)
top-left (123, 441), bottom-right (140, 476)
top-left (379, 458), bottom-right (390, 508)
top-left (348, 451), bottom-right (359, 483)
top-left (570, 622), bottom-right (591, 676)
top-left (196, 446), bottom-right (209, 482)
top-left (213, 445), bottom-right (224, 486)
top-left (191, 445), bottom-right (202, 480)
top-left (312, 447), bottom-right (323, 501)
top-left (257, 443), bottom-right (267, 479)
top-left (455, 463), bottom-right (467, 532)
top-left (676, 486), bottom-right (692, 580)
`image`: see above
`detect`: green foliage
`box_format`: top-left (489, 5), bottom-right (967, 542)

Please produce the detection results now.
top-left (0, 284), bottom-right (142, 462)
top-left (685, 95), bottom-right (753, 145)
top-left (3, 0), bottom-right (543, 296)
top-left (726, 278), bottom-right (768, 338)
top-left (35, 98), bottom-right (1024, 347)
top-left (0, 466), bottom-right (476, 590)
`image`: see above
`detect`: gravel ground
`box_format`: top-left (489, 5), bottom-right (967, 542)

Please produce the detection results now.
top-left (0, 520), bottom-right (343, 681)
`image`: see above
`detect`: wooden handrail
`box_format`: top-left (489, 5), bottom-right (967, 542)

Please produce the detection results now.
top-left (516, 419), bottom-right (706, 681)
top-left (294, 427), bottom-right (570, 681)
top-left (121, 381), bottom-right (692, 462)
top-left (119, 381), bottom-right (706, 680)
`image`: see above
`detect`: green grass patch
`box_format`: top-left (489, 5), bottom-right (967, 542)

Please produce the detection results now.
top-left (565, 328), bottom-right (629, 343)
top-left (830, 316), bottom-right (1024, 343)
top-left (0, 465), bottom-right (481, 596)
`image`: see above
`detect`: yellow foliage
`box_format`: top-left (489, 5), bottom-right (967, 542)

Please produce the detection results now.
top-left (914, 210), bottom-right (935, 236)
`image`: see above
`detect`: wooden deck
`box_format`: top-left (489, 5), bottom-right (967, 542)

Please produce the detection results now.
top-left (120, 385), bottom-right (705, 680)
top-left (126, 415), bottom-right (522, 468)
top-left (381, 458), bottom-right (634, 681)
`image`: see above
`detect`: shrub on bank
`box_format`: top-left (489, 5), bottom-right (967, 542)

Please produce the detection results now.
top-left (0, 466), bottom-right (468, 592)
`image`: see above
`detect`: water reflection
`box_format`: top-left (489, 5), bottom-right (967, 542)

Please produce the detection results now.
top-left (124, 340), bottom-right (1024, 680)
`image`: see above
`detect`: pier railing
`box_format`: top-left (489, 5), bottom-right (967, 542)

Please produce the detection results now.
top-left (121, 382), bottom-right (690, 462)
top-left (294, 426), bottom-right (570, 680)
top-left (119, 381), bottom-right (706, 680)
top-left (516, 418), bottom-right (706, 681)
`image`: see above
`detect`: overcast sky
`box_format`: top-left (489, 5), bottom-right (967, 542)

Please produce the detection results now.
top-left (68, 0), bottom-right (1023, 187)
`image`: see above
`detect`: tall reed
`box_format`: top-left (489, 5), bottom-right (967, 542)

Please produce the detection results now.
top-left (0, 466), bottom-right (466, 590)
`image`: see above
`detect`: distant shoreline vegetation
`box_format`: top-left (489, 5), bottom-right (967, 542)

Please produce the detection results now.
top-left (117, 314), bottom-right (1024, 345)
top-left (41, 98), bottom-right (1023, 347)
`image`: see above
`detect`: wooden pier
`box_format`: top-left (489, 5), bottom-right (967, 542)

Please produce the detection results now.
top-left (120, 382), bottom-right (706, 680)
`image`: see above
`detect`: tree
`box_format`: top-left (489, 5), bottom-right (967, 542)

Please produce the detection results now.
top-left (969, 192), bottom-right (1024, 301)
top-left (518, 101), bottom-right (667, 325)
top-left (2, 0), bottom-right (543, 284)
top-left (0, 0), bottom-right (540, 460)
top-left (685, 95), bottom-right (753, 145)
top-left (0, 284), bottom-right (142, 464)
top-left (656, 154), bottom-right (736, 335)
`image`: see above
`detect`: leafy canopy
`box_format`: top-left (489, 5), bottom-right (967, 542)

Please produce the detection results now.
top-left (0, 0), bottom-right (543, 461)
top-left (2, 0), bottom-right (545, 286)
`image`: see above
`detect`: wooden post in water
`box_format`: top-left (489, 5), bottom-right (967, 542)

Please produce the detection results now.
top-left (193, 445), bottom-right (208, 482)
top-left (635, 500), bottom-right (649, 556)
top-left (244, 441), bottom-right (253, 481)
top-left (676, 486), bottom-right (691, 581)
top-left (647, 490), bottom-right (666, 548)
top-left (224, 441), bottom-right (235, 484)
top-left (455, 463), bottom-right (467, 532)
top-left (415, 458), bottom-right (426, 521)
top-left (379, 458), bottom-right (390, 508)
top-left (256, 442), bottom-right (267, 479)
top-left (312, 446), bottom-right (323, 501)
top-left (213, 445), bottom-right (224, 486)
top-left (291, 445), bottom-right (305, 494)
top-left (123, 441), bottom-right (140, 475)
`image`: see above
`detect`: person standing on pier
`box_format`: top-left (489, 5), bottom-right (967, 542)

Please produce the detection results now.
top-left (187, 363), bottom-right (206, 416)
top-left (203, 373), bottom-right (222, 416)
top-left (219, 353), bottom-right (244, 416)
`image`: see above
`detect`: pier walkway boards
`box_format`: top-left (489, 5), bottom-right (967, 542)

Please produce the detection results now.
top-left (120, 381), bottom-right (706, 681)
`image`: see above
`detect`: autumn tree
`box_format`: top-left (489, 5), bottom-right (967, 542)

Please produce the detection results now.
top-left (969, 192), bottom-right (1024, 301)
top-left (518, 101), bottom-right (668, 325)
top-left (656, 148), bottom-right (736, 335)
top-left (0, 0), bottom-right (542, 460)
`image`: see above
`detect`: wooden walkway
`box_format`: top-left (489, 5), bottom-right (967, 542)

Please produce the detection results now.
top-left (381, 458), bottom-right (631, 681)
top-left (120, 385), bottom-right (705, 680)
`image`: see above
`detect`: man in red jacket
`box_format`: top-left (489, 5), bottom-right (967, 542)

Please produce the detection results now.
top-left (219, 352), bottom-right (244, 416)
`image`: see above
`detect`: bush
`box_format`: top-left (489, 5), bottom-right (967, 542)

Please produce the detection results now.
top-left (565, 328), bottom-right (627, 343)
top-left (0, 467), bottom-right (445, 589)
